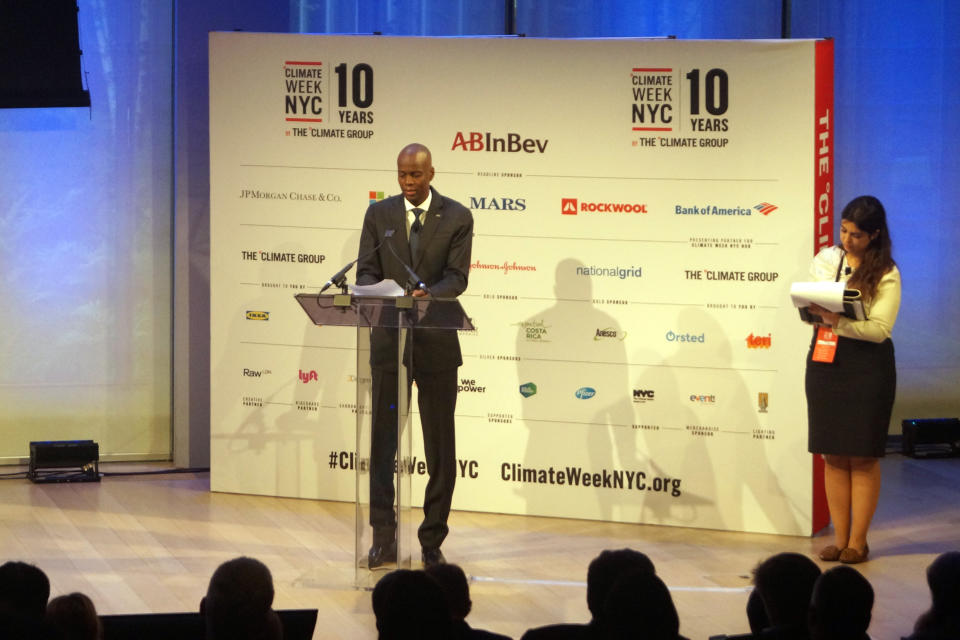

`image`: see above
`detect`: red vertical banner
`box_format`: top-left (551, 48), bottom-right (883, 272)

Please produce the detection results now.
top-left (811, 38), bottom-right (835, 534)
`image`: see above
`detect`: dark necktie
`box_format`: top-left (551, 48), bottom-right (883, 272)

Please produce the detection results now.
top-left (409, 208), bottom-right (423, 257)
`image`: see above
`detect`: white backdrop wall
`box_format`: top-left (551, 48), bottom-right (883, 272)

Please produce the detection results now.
top-left (209, 34), bottom-right (833, 535)
top-left (0, 2), bottom-right (172, 462)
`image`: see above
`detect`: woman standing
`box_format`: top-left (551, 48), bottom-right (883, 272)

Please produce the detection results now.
top-left (805, 195), bottom-right (901, 564)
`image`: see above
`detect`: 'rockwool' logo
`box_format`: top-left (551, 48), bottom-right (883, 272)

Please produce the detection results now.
top-left (299, 369), bottom-right (319, 383)
top-left (451, 131), bottom-right (548, 153)
top-left (746, 333), bottom-right (772, 349)
top-left (561, 198), bottom-right (647, 214)
top-left (754, 202), bottom-right (778, 215)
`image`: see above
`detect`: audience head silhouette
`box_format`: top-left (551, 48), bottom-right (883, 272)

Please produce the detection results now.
top-left (200, 556), bottom-right (281, 640)
top-left (752, 552), bottom-right (821, 634)
top-left (0, 560), bottom-right (50, 621)
top-left (586, 548), bottom-right (656, 618)
top-left (46, 592), bottom-right (102, 640)
top-left (910, 550), bottom-right (960, 639)
top-left (372, 569), bottom-right (452, 640)
top-left (808, 565), bottom-right (873, 640)
top-left (424, 562), bottom-right (472, 621)
top-left (602, 569), bottom-right (681, 640)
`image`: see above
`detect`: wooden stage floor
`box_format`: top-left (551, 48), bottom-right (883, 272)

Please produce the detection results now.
top-left (1, 454), bottom-right (957, 639)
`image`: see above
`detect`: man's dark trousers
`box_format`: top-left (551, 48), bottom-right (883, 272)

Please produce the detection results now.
top-left (369, 363), bottom-right (457, 551)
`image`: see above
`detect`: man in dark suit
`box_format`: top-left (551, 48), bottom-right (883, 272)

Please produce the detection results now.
top-left (356, 143), bottom-right (473, 569)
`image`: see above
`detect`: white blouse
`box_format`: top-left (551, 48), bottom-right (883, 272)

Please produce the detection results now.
top-left (809, 245), bottom-right (901, 343)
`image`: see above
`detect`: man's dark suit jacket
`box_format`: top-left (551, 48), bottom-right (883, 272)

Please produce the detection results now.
top-left (356, 187), bottom-right (473, 372)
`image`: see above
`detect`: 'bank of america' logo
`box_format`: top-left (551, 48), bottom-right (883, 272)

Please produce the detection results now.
top-left (754, 202), bottom-right (778, 215)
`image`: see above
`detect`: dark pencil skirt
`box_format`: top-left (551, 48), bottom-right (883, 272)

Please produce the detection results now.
top-left (805, 330), bottom-right (896, 457)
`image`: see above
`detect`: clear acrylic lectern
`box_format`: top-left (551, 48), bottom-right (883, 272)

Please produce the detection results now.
top-left (295, 292), bottom-right (473, 589)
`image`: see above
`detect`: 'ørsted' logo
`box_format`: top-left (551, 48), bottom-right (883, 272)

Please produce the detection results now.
top-left (633, 389), bottom-right (655, 403)
top-left (469, 196), bottom-right (527, 211)
top-left (519, 382), bottom-right (538, 398)
top-left (246, 311), bottom-right (269, 321)
top-left (746, 333), bottom-right (772, 349)
top-left (575, 387), bottom-right (597, 400)
top-left (451, 131), bottom-right (548, 153)
top-left (299, 369), bottom-right (319, 383)
top-left (666, 331), bottom-right (704, 343)
top-left (595, 328), bottom-right (627, 341)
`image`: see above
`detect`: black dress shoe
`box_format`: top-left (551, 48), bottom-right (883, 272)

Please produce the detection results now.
top-left (368, 541), bottom-right (397, 569)
top-left (421, 548), bottom-right (446, 568)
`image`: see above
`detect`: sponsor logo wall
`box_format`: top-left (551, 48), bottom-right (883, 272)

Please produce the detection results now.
top-left (210, 34), bottom-right (833, 536)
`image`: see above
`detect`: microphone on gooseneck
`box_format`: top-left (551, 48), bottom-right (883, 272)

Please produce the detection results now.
top-left (319, 229), bottom-right (395, 294)
top-left (385, 238), bottom-right (431, 295)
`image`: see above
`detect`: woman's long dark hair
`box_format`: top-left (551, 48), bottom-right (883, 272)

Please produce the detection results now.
top-left (841, 195), bottom-right (896, 301)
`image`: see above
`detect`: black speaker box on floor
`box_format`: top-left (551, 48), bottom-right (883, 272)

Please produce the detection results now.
top-left (901, 418), bottom-right (960, 458)
top-left (28, 440), bottom-right (100, 483)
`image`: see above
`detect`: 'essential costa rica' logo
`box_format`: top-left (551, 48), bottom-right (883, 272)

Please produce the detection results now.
top-left (519, 382), bottom-right (537, 397)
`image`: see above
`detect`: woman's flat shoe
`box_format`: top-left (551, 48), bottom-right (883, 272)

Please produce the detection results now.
top-left (839, 543), bottom-right (870, 564)
top-left (818, 545), bottom-right (842, 561)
